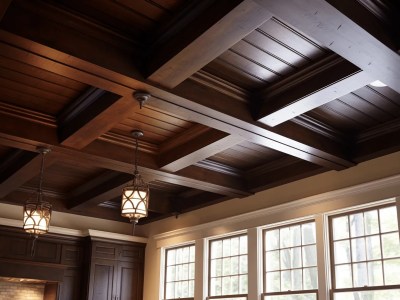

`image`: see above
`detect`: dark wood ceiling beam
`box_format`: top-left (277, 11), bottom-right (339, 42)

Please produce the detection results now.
top-left (57, 87), bottom-right (138, 149)
top-left (149, 81), bottom-right (354, 170)
top-left (253, 0), bottom-right (400, 94)
top-left (0, 111), bottom-right (251, 198)
top-left (147, 0), bottom-right (272, 88)
top-left (159, 124), bottom-right (244, 172)
top-left (255, 55), bottom-right (373, 126)
top-left (0, 5), bottom-right (353, 170)
top-left (0, 149), bottom-right (57, 198)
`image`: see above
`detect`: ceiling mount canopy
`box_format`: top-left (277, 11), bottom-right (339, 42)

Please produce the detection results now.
top-left (121, 130), bottom-right (150, 228)
top-left (23, 147), bottom-right (52, 237)
top-left (134, 91), bottom-right (151, 109)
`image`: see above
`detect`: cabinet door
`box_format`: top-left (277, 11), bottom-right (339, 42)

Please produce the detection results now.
top-left (58, 268), bottom-right (81, 300)
top-left (88, 258), bottom-right (116, 300)
top-left (115, 261), bottom-right (144, 300)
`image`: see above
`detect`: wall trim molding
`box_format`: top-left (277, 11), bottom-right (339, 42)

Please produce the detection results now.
top-left (153, 173), bottom-right (400, 241)
top-left (0, 218), bottom-right (148, 243)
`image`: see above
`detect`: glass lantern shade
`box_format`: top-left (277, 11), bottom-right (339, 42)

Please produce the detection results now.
top-left (23, 199), bottom-right (52, 236)
top-left (121, 184), bottom-right (149, 222)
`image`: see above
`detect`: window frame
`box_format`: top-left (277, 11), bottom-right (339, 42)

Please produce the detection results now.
top-left (262, 220), bottom-right (319, 299)
top-left (328, 203), bottom-right (400, 298)
top-left (207, 233), bottom-right (249, 300)
top-left (163, 243), bottom-right (196, 300)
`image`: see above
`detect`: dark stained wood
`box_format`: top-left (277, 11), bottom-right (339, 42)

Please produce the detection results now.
top-left (147, 0), bottom-right (273, 88)
top-left (0, 0), bottom-right (399, 224)
top-left (253, 0), bottom-right (400, 94)
top-left (0, 149), bottom-right (57, 198)
top-left (57, 87), bottom-right (134, 149)
top-left (0, 112), bottom-right (251, 198)
top-left (159, 124), bottom-right (244, 172)
top-left (255, 55), bottom-right (373, 126)
top-left (0, 8), bottom-right (352, 170)
top-left (148, 82), bottom-right (354, 170)
top-left (0, 0), bottom-right (12, 21)
top-left (245, 156), bottom-right (325, 192)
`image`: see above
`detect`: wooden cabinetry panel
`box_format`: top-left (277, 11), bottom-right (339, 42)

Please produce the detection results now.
top-left (58, 268), bottom-right (82, 300)
top-left (88, 258), bottom-right (116, 300)
top-left (117, 261), bottom-right (143, 300)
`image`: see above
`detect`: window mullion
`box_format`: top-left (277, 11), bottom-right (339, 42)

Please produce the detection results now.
top-left (248, 227), bottom-right (260, 300)
top-left (315, 213), bottom-right (329, 300)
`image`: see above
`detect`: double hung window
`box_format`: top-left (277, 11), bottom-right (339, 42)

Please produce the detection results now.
top-left (263, 221), bottom-right (318, 300)
top-left (164, 244), bottom-right (195, 300)
top-left (209, 234), bottom-right (248, 300)
top-left (330, 205), bottom-right (400, 299)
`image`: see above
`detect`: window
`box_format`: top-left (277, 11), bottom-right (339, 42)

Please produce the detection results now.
top-left (164, 244), bottom-right (195, 300)
top-left (330, 204), bottom-right (400, 299)
top-left (263, 221), bottom-right (318, 300)
top-left (209, 234), bottom-right (248, 299)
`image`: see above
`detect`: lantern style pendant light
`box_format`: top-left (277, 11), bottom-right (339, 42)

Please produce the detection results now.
top-left (121, 130), bottom-right (149, 225)
top-left (23, 147), bottom-right (52, 237)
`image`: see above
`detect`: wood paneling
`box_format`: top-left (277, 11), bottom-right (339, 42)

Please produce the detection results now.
top-left (203, 18), bottom-right (328, 90)
top-left (307, 86), bottom-right (400, 134)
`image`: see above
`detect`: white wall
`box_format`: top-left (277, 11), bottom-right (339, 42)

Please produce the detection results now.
top-left (141, 151), bottom-right (400, 300)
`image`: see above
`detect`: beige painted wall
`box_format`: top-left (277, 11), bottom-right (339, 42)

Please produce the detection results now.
top-left (141, 151), bottom-right (400, 300)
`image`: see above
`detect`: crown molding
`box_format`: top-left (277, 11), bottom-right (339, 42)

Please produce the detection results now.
top-left (0, 101), bottom-right (56, 127)
top-left (0, 217), bottom-right (147, 243)
top-left (153, 173), bottom-right (400, 241)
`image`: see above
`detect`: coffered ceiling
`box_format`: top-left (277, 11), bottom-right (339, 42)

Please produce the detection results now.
top-left (0, 0), bottom-right (399, 224)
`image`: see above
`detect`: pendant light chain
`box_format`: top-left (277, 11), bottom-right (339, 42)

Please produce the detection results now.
top-left (38, 149), bottom-right (46, 199)
top-left (134, 135), bottom-right (139, 174)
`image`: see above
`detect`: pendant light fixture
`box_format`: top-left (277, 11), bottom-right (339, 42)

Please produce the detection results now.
top-left (23, 147), bottom-right (52, 237)
top-left (121, 130), bottom-right (149, 227)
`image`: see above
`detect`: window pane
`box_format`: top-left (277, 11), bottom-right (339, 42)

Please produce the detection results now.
top-left (266, 229), bottom-right (280, 250)
top-left (303, 267), bottom-right (318, 289)
top-left (240, 235), bottom-right (248, 254)
top-left (334, 240), bottom-right (351, 264)
top-left (332, 216), bottom-right (349, 240)
top-left (231, 275), bottom-right (239, 294)
top-left (365, 235), bottom-right (381, 260)
top-left (350, 213), bottom-right (365, 237)
top-left (352, 262), bottom-right (368, 287)
top-left (367, 261), bottom-right (383, 286)
top-left (166, 282), bottom-right (174, 299)
top-left (266, 271), bottom-right (280, 292)
top-left (231, 237), bottom-right (239, 256)
top-left (266, 250), bottom-right (280, 271)
top-left (223, 239), bottom-right (231, 256)
top-left (380, 206), bottom-right (399, 232)
top-left (167, 249), bottom-right (176, 266)
top-left (292, 269), bottom-right (302, 290)
top-left (351, 237), bottom-right (366, 262)
top-left (210, 277), bottom-right (221, 296)
top-left (239, 274), bottom-right (247, 293)
top-left (222, 276), bottom-right (231, 295)
top-left (334, 289), bottom-right (400, 300)
top-left (280, 249), bottom-right (291, 270)
top-left (381, 232), bottom-right (400, 258)
top-left (281, 270), bottom-right (291, 291)
top-left (189, 263), bottom-right (195, 279)
top-left (239, 255), bottom-right (247, 274)
top-left (335, 264), bottom-right (352, 288)
top-left (211, 240), bottom-right (222, 259)
top-left (302, 222), bottom-right (316, 245)
top-left (384, 258), bottom-right (400, 285)
top-left (223, 257), bottom-right (231, 276)
top-left (303, 245), bottom-right (317, 267)
top-left (364, 210), bottom-right (379, 235)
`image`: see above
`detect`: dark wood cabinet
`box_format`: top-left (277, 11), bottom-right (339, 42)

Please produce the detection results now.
top-left (0, 226), bottom-right (145, 300)
top-left (87, 240), bottom-right (145, 300)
